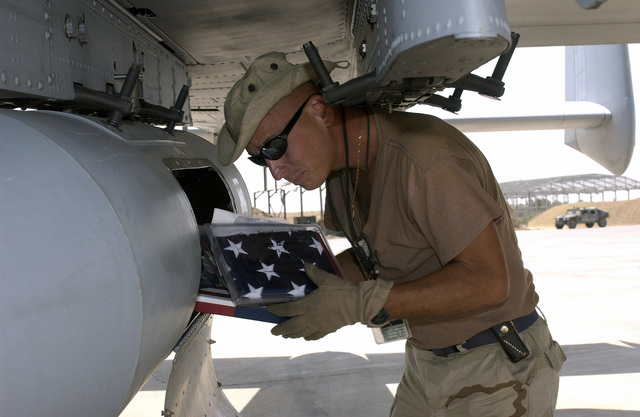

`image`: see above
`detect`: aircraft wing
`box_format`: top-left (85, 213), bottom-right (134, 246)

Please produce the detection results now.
top-left (120, 0), bottom-right (640, 132)
top-left (3, 0), bottom-right (639, 134)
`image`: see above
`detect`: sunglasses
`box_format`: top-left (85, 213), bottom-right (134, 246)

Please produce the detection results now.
top-left (248, 94), bottom-right (317, 167)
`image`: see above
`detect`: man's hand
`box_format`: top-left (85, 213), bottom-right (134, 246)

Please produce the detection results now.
top-left (266, 263), bottom-right (394, 340)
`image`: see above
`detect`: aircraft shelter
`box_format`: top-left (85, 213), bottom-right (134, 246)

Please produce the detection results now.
top-left (500, 174), bottom-right (640, 219)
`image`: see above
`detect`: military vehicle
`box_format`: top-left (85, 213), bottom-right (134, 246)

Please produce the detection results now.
top-left (555, 207), bottom-right (610, 229)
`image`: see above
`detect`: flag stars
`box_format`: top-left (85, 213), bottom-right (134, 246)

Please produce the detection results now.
top-left (309, 237), bottom-right (324, 255)
top-left (268, 239), bottom-right (289, 258)
top-left (216, 231), bottom-right (333, 304)
top-left (244, 284), bottom-right (264, 300)
top-left (224, 239), bottom-right (248, 258)
top-left (299, 259), bottom-right (316, 272)
top-left (288, 282), bottom-right (307, 297)
top-left (257, 262), bottom-right (279, 281)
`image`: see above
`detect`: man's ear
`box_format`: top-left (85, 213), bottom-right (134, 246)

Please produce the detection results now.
top-left (309, 94), bottom-right (333, 125)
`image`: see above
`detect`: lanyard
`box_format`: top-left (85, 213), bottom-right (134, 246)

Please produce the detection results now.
top-left (326, 107), bottom-right (378, 279)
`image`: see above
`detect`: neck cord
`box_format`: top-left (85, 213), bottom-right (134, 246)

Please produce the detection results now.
top-left (350, 116), bottom-right (362, 219)
top-left (329, 106), bottom-right (371, 241)
top-left (339, 105), bottom-right (358, 241)
top-left (326, 107), bottom-right (376, 276)
top-left (362, 108), bottom-right (370, 224)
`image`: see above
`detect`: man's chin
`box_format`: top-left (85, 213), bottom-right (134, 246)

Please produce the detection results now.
top-left (287, 173), bottom-right (312, 190)
top-left (297, 178), bottom-right (323, 191)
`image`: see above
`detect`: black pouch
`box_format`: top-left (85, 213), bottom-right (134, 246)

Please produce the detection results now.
top-left (490, 321), bottom-right (530, 363)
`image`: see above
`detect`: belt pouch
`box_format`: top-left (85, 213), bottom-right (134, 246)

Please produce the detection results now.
top-left (490, 321), bottom-right (530, 363)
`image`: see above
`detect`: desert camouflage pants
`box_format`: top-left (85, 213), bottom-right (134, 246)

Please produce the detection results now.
top-left (390, 317), bottom-right (566, 417)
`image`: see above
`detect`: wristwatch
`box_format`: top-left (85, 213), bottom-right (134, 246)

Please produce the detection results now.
top-left (370, 307), bottom-right (389, 326)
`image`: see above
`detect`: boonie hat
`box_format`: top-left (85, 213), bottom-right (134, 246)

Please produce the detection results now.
top-left (217, 51), bottom-right (337, 166)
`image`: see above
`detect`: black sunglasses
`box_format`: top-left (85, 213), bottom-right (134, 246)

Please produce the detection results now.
top-left (248, 94), bottom-right (317, 167)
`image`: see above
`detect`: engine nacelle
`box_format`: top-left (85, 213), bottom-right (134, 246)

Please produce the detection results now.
top-left (0, 109), bottom-right (250, 416)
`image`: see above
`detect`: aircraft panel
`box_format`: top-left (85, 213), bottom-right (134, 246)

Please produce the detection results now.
top-left (505, 0), bottom-right (640, 46)
top-left (130, 0), bottom-right (352, 64)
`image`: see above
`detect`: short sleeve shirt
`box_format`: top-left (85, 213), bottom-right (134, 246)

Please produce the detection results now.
top-left (325, 110), bottom-right (538, 349)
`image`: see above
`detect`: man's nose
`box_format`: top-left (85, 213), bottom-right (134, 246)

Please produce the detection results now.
top-left (267, 160), bottom-right (287, 181)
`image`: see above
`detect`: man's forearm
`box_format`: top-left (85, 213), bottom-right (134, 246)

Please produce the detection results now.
top-left (336, 248), bottom-right (367, 284)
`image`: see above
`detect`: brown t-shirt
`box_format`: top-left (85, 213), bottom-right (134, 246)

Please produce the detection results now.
top-left (325, 110), bottom-right (538, 349)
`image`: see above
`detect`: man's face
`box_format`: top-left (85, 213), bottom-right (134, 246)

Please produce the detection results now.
top-left (247, 94), bottom-right (335, 191)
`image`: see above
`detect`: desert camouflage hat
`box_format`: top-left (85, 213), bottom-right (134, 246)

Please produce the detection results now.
top-left (217, 51), bottom-right (337, 166)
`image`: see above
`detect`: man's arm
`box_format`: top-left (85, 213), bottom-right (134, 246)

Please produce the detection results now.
top-left (384, 221), bottom-right (509, 325)
top-left (335, 248), bottom-right (367, 284)
top-left (266, 221), bottom-right (508, 340)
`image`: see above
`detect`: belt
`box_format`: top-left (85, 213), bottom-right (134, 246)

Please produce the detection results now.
top-left (431, 310), bottom-right (539, 357)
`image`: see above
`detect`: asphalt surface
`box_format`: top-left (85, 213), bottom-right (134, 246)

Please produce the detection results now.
top-left (122, 225), bottom-right (640, 417)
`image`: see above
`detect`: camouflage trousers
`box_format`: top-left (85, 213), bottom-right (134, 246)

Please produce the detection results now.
top-left (390, 317), bottom-right (566, 417)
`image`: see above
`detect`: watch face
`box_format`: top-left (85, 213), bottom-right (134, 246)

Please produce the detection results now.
top-left (371, 308), bottom-right (389, 325)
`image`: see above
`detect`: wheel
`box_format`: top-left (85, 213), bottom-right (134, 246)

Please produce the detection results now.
top-left (598, 217), bottom-right (607, 227)
top-left (555, 222), bottom-right (564, 229)
top-left (585, 222), bottom-right (594, 228)
top-left (568, 218), bottom-right (577, 229)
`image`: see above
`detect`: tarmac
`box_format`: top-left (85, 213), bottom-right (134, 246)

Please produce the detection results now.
top-left (122, 225), bottom-right (640, 417)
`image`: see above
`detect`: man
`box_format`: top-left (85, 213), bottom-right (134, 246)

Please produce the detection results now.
top-left (218, 51), bottom-right (566, 416)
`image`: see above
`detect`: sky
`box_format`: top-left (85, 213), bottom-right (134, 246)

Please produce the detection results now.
top-left (233, 44), bottom-right (640, 215)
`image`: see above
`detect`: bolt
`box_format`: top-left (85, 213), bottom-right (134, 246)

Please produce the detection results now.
top-left (359, 40), bottom-right (367, 58)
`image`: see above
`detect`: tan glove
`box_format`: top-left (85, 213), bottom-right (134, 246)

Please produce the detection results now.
top-left (266, 263), bottom-right (394, 340)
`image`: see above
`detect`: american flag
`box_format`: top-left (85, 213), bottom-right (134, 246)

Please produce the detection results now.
top-left (206, 224), bottom-right (341, 306)
top-left (196, 231), bottom-right (284, 323)
top-left (194, 287), bottom-right (286, 323)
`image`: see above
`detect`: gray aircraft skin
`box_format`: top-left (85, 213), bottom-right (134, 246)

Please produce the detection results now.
top-left (0, 1), bottom-right (637, 416)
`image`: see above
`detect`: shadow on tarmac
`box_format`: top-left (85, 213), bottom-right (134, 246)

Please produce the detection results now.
top-left (139, 342), bottom-right (640, 416)
top-left (143, 341), bottom-right (640, 390)
top-left (214, 342), bottom-right (640, 416)
top-left (560, 342), bottom-right (640, 376)
top-left (213, 351), bottom-right (403, 416)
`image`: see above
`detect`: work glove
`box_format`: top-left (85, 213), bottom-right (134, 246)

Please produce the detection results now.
top-left (266, 263), bottom-right (394, 341)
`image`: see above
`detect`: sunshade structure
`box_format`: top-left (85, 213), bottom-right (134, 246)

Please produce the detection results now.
top-left (499, 174), bottom-right (640, 219)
